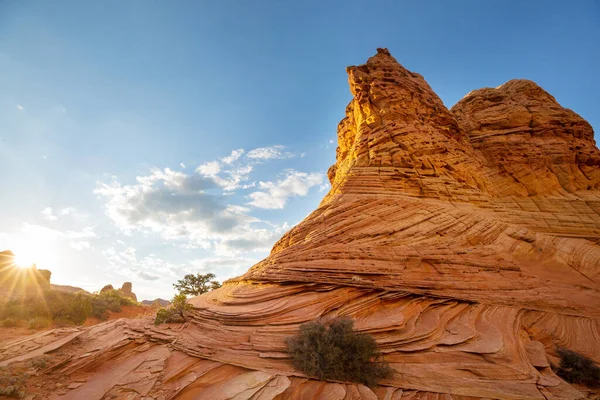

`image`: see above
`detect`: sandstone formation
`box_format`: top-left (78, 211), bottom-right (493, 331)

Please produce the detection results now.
top-left (99, 284), bottom-right (115, 293)
top-left (120, 282), bottom-right (138, 302)
top-left (1, 49), bottom-right (599, 399)
top-left (100, 282), bottom-right (138, 302)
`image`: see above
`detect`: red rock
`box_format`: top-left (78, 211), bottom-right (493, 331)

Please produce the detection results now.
top-left (1, 49), bottom-right (598, 399)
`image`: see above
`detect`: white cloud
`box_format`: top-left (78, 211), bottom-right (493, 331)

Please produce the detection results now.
top-left (194, 146), bottom-right (296, 192)
top-left (247, 171), bottom-right (324, 209)
top-left (70, 241), bottom-right (91, 251)
top-left (221, 149), bottom-right (244, 164)
top-left (104, 247), bottom-right (169, 281)
top-left (19, 223), bottom-right (96, 253)
top-left (60, 207), bottom-right (89, 221)
top-left (95, 168), bottom-right (281, 255)
top-left (211, 165), bottom-right (254, 191)
top-left (196, 161), bottom-right (221, 176)
top-left (246, 145), bottom-right (293, 160)
top-left (180, 162), bottom-right (186, 169)
top-left (16, 105), bottom-right (23, 111)
top-left (42, 207), bottom-right (58, 221)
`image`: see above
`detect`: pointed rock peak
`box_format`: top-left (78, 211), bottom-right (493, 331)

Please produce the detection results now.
top-left (327, 49), bottom-right (485, 200)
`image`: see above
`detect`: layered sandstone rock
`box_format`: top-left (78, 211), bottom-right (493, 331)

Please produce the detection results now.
top-left (1, 49), bottom-right (599, 399)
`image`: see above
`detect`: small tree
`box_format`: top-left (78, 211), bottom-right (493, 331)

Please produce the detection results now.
top-left (286, 317), bottom-right (393, 386)
top-left (154, 294), bottom-right (193, 325)
top-left (173, 273), bottom-right (221, 296)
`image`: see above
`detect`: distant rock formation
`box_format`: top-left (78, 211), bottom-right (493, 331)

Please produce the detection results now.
top-left (119, 282), bottom-right (137, 302)
top-left (141, 298), bottom-right (170, 307)
top-left (99, 284), bottom-right (114, 293)
top-left (99, 282), bottom-right (137, 302)
top-left (2, 50), bottom-right (599, 399)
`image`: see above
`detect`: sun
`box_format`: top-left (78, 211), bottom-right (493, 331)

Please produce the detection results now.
top-left (11, 238), bottom-right (55, 270)
top-left (13, 251), bottom-right (38, 268)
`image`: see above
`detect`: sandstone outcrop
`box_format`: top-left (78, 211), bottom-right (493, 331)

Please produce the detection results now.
top-left (120, 282), bottom-right (138, 302)
top-left (99, 282), bottom-right (138, 302)
top-left (1, 49), bottom-right (599, 399)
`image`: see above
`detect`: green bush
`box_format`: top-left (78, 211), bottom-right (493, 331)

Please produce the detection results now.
top-left (154, 294), bottom-right (191, 325)
top-left (0, 288), bottom-right (141, 326)
top-left (1, 318), bottom-right (18, 328)
top-left (286, 317), bottom-right (393, 386)
top-left (27, 316), bottom-right (52, 330)
top-left (556, 347), bottom-right (600, 388)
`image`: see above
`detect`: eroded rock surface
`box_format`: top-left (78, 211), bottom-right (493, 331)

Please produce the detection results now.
top-left (2, 49), bottom-right (599, 399)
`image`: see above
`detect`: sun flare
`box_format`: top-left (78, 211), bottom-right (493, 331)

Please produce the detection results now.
top-left (13, 251), bottom-right (38, 268)
top-left (10, 232), bottom-right (58, 270)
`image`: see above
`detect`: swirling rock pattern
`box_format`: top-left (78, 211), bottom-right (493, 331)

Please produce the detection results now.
top-left (2, 49), bottom-right (599, 399)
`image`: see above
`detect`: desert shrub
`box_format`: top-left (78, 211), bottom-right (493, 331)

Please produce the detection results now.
top-left (0, 385), bottom-right (24, 398)
top-left (120, 295), bottom-right (138, 307)
top-left (0, 369), bottom-right (25, 398)
top-left (27, 316), bottom-right (52, 330)
top-left (1, 318), bottom-right (18, 328)
top-left (556, 347), bottom-right (600, 388)
top-left (171, 293), bottom-right (193, 315)
top-left (90, 289), bottom-right (138, 319)
top-left (154, 294), bottom-right (192, 325)
top-left (286, 317), bottom-right (393, 386)
top-left (0, 288), bottom-right (139, 326)
top-left (45, 291), bottom-right (92, 325)
top-left (154, 308), bottom-right (173, 325)
top-left (30, 357), bottom-right (48, 369)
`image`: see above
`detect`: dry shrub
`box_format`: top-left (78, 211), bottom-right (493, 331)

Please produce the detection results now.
top-left (556, 347), bottom-right (600, 388)
top-left (286, 317), bottom-right (393, 386)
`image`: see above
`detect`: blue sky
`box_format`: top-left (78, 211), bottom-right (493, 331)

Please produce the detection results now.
top-left (1, 1), bottom-right (598, 300)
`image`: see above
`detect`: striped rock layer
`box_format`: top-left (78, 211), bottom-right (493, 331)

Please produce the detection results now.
top-left (2, 49), bottom-right (599, 399)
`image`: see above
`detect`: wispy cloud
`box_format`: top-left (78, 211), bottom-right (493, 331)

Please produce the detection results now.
top-left (196, 161), bottom-right (221, 176)
top-left (246, 145), bottom-right (294, 160)
top-left (221, 148), bottom-right (244, 164)
top-left (42, 207), bottom-right (58, 221)
top-left (247, 170), bottom-right (324, 209)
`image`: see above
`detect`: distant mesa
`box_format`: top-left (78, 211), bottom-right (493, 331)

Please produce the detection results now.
top-left (141, 298), bottom-right (171, 307)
